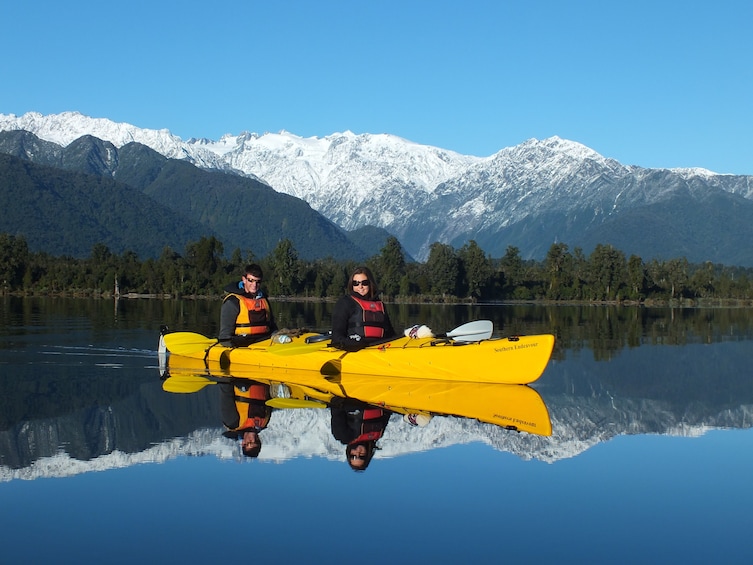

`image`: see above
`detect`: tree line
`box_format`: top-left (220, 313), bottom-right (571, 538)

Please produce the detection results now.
top-left (2, 233), bottom-right (753, 303)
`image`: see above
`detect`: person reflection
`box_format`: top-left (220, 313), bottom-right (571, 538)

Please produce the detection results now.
top-left (329, 396), bottom-right (392, 471)
top-left (219, 379), bottom-right (272, 458)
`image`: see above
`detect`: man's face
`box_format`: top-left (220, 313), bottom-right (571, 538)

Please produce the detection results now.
top-left (242, 431), bottom-right (260, 451)
top-left (243, 274), bottom-right (262, 294)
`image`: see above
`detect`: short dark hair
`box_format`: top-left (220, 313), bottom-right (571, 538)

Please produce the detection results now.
top-left (242, 442), bottom-right (262, 458)
top-left (245, 264), bottom-right (263, 279)
top-left (241, 432), bottom-right (262, 458)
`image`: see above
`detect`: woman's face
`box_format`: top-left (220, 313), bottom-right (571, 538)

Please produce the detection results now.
top-left (348, 444), bottom-right (368, 469)
top-left (351, 274), bottom-right (371, 297)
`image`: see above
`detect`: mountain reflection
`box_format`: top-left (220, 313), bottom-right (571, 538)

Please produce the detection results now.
top-left (3, 300), bottom-right (753, 480)
top-left (160, 355), bottom-right (553, 470)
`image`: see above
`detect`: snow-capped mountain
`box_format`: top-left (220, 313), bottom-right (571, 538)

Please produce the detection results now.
top-left (4, 398), bottom-right (751, 481)
top-left (2, 111), bottom-right (752, 264)
top-left (0, 111), bottom-right (232, 171)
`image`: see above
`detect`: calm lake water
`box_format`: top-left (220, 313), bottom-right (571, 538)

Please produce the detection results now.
top-left (2, 296), bottom-right (753, 564)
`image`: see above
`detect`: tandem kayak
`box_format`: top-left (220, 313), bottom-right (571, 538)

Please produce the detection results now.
top-left (160, 320), bottom-right (555, 385)
top-left (161, 359), bottom-right (552, 436)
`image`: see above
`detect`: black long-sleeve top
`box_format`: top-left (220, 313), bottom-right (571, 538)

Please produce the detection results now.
top-left (330, 293), bottom-right (396, 351)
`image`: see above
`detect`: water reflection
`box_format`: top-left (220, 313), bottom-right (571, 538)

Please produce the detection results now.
top-left (160, 352), bottom-right (553, 470)
top-left (2, 297), bottom-right (753, 480)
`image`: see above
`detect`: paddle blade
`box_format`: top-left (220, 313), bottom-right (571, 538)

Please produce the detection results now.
top-left (266, 398), bottom-right (327, 409)
top-left (444, 320), bottom-right (494, 342)
top-left (162, 374), bottom-right (216, 394)
top-left (163, 332), bottom-right (219, 355)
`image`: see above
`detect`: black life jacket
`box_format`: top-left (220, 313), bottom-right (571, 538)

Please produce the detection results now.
top-left (348, 407), bottom-right (388, 444)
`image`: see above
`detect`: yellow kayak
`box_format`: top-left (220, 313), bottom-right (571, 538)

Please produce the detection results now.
top-left (161, 321), bottom-right (555, 385)
top-left (162, 359), bottom-right (552, 436)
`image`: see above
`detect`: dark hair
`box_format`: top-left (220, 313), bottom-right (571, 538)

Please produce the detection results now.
top-left (242, 443), bottom-right (262, 458)
top-left (241, 433), bottom-right (262, 458)
top-left (346, 441), bottom-right (376, 472)
top-left (244, 264), bottom-right (264, 279)
top-left (349, 266), bottom-right (379, 299)
top-left (222, 430), bottom-right (263, 458)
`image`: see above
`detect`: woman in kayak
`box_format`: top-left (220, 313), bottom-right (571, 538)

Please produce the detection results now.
top-left (331, 266), bottom-right (396, 351)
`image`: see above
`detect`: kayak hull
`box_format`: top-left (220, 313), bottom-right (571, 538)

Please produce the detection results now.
top-left (163, 332), bottom-right (555, 385)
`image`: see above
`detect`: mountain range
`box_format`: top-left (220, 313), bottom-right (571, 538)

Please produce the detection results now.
top-left (2, 111), bottom-right (753, 265)
top-left (0, 130), bottom-right (375, 260)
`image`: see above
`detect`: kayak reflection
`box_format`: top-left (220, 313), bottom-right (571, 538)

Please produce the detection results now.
top-left (161, 353), bottom-right (553, 458)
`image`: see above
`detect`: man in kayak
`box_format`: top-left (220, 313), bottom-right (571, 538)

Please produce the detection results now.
top-left (219, 264), bottom-right (277, 347)
top-left (331, 266), bottom-right (396, 351)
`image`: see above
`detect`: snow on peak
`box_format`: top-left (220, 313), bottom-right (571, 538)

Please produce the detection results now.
top-left (668, 166), bottom-right (721, 178)
top-left (0, 110), bottom-right (174, 148)
top-left (0, 110), bottom-right (740, 262)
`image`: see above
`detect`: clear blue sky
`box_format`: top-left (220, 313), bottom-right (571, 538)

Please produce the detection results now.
top-left (2, 0), bottom-right (751, 174)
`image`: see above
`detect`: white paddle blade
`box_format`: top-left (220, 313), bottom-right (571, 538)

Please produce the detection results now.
top-left (446, 320), bottom-right (494, 342)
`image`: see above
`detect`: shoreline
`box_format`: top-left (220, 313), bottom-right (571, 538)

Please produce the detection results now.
top-left (3, 290), bottom-right (753, 308)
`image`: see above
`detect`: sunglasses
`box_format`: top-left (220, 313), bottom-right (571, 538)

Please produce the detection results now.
top-left (351, 280), bottom-right (370, 287)
top-left (245, 277), bottom-right (262, 284)
top-left (349, 453), bottom-right (366, 461)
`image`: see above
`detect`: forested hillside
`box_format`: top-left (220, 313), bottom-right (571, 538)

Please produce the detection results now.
top-left (0, 132), bottom-right (377, 260)
top-left (0, 153), bottom-right (210, 258)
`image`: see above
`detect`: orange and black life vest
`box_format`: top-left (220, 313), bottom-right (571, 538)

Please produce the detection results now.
top-left (347, 295), bottom-right (387, 339)
top-left (227, 382), bottom-right (271, 432)
top-left (225, 293), bottom-right (272, 336)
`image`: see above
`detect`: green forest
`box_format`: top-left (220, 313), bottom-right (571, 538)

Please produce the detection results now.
top-left (2, 232), bottom-right (753, 304)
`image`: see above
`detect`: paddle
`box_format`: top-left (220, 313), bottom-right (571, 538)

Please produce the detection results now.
top-left (163, 330), bottom-right (329, 357)
top-left (163, 332), bottom-right (219, 356)
top-left (319, 320), bottom-right (495, 376)
top-left (166, 375), bottom-right (329, 407)
top-left (163, 320), bottom-right (493, 357)
top-left (162, 374), bottom-right (217, 393)
top-left (435, 320), bottom-right (494, 342)
top-left (266, 398), bottom-right (328, 409)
